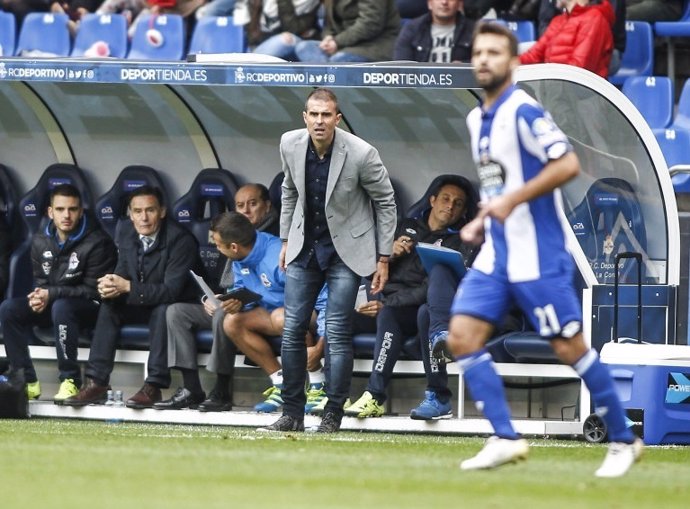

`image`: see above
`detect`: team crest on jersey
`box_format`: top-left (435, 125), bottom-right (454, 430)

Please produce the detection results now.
top-left (68, 252), bottom-right (80, 270)
top-left (531, 116), bottom-right (557, 136)
top-left (478, 159), bottom-right (506, 198)
top-left (260, 273), bottom-right (272, 288)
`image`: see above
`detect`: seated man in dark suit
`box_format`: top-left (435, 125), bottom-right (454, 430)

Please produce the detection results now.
top-left (64, 185), bottom-right (202, 409)
top-left (0, 184), bottom-right (116, 402)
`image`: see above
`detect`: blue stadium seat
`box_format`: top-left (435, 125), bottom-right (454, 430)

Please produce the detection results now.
top-left (71, 13), bottom-right (128, 58)
top-left (9, 164), bottom-right (93, 299)
top-left (505, 20), bottom-right (536, 43)
top-left (16, 12), bottom-right (71, 57)
top-left (0, 164), bottom-right (20, 247)
top-left (188, 16), bottom-right (245, 55)
top-left (127, 14), bottom-right (185, 61)
top-left (94, 165), bottom-right (167, 240)
top-left (565, 178), bottom-right (647, 284)
top-left (622, 76), bottom-right (674, 129)
top-left (654, 127), bottom-right (690, 169)
top-left (171, 168), bottom-right (239, 289)
top-left (609, 21), bottom-right (654, 86)
top-left (654, 0), bottom-right (690, 88)
top-left (268, 172), bottom-right (283, 214)
top-left (405, 174), bottom-right (479, 223)
top-left (0, 11), bottom-right (16, 57)
top-left (670, 78), bottom-right (690, 130)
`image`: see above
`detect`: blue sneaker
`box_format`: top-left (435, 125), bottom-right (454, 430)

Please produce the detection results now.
top-left (254, 385), bottom-right (283, 413)
top-left (431, 331), bottom-right (452, 364)
top-left (304, 382), bottom-right (327, 414)
top-left (410, 391), bottom-right (452, 420)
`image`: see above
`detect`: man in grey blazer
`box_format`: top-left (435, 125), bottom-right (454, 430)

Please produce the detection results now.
top-left (260, 88), bottom-right (397, 433)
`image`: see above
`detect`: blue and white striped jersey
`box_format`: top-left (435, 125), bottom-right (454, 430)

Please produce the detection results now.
top-left (466, 85), bottom-right (573, 282)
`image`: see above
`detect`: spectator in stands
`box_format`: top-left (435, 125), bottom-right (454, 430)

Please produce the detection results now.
top-left (396, 0), bottom-right (427, 18)
top-left (0, 0), bottom-right (51, 26)
top-left (626, 0), bottom-right (682, 22)
top-left (537, 0), bottom-right (624, 74)
top-left (345, 176), bottom-right (478, 419)
top-left (294, 0), bottom-right (401, 62)
top-left (155, 184), bottom-right (279, 412)
top-left (196, 0), bottom-right (236, 18)
top-left (394, 0), bottom-right (476, 63)
top-left (260, 87), bottom-right (396, 434)
top-left (521, 0), bottom-right (615, 78)
top-left (0, 184), bottom-right (116, 403)
top-left (64, 185), bottom-right (202, 409)
top-left (128, 0), bottom-right (205, 38)
top-left (229, 0), bottom-right (322, 60)
top-left (96, 0), bottom-right (148, 24)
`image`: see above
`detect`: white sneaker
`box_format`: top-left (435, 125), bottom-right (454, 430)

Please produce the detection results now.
top-left (460, 436), bottom-right (529, 470)
top-left (595, 438), bottom-right (644, 478)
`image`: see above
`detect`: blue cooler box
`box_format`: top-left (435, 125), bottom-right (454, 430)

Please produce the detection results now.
top-left (601, 343), bottom-right (690, 445)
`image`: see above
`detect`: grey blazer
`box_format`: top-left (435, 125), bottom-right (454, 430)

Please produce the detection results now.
top-left (279, 127), bottom-right (397, 277)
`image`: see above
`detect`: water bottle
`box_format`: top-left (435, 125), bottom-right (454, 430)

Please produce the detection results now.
top-left (113, 390), bottom-right (125, 407)
top-left (104, 389), bottom-right (114, 406)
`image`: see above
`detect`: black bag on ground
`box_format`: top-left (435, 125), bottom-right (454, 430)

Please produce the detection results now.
top-left (0, 367), bottom-right (29, 418)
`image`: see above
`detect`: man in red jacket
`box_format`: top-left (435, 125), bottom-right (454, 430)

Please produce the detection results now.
top-left (520, 0), bottom-right (614, 78)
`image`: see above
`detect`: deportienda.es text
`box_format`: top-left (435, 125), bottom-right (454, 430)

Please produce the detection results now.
top-left (363, 72), bottom-right (453, 86)
top-left (120, 69), bottom-right (208, 82)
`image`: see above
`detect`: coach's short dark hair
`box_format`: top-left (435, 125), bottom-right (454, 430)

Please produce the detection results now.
top-left (305, 87), bottom-right (340, 114)
top-left (127, 185), bottom-right (165, 208)
top-left (239, 183), bottom-right (271, 203)
top-left (210, 211), bottom-right (257, 247)
top-left (49, 183), bottom-right (82, 206)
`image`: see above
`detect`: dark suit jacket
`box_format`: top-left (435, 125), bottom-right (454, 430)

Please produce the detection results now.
top-left (115, 218), bottom-right (201, 306)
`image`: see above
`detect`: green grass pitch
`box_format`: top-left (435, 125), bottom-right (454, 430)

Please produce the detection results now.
top-left (0, 419), bottom-right (687, 509)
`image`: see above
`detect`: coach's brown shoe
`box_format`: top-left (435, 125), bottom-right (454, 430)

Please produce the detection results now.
top-left (125, 383), bottom-right (162, 409)
top-left (63, 378), bottom-right (110, 407)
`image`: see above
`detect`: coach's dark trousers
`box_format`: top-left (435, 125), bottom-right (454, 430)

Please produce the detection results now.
top-left (85, 300), bottom-right (170, 388)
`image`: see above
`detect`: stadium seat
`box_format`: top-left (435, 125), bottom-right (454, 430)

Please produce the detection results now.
top-left (405, 174), bottom-right (479, 222)
top-left (9, 163), bottom-right (93, 299)
top-left (71, 13), bottom-right (128, 58)
top-left (0, 164), bottom-right (20, 247)
top-left (171, 167), bottom-right (239, 288)
top-left (609, 21), bottom-right (654, 86)
top-left (654, 0), bottom-right (690, 89)
top-left (188, 16), bottom-right (246, 55)
top-left (268, 172), bottom-right (283, 214)
top-left (0, 11), bottom-right (16, 57)
top-left (127, 14), bottom-right (185, 61)
top-left (94, 165), bottom-right (167, 240)
top-left (654, 127), bottom-right (690, 169)
top-left (622, 76), bottom-right (674, 130)
top-left (16, 12), bottom-right (71, 57)
top-left (565, 178), bottom-right (647, 284)
top-left (670, 78), bottom-right (690, 131)
top-left (505, 20), bottom-right (536, 43)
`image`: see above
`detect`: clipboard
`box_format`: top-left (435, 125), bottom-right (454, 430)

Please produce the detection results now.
top-left (415, 243), bottom-right (466, 280)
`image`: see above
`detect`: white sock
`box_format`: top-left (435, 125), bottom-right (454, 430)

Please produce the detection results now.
top-left (308, 369), bottom-right (325, 385)
top-left (269, 370), bottom-right (283, 386)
